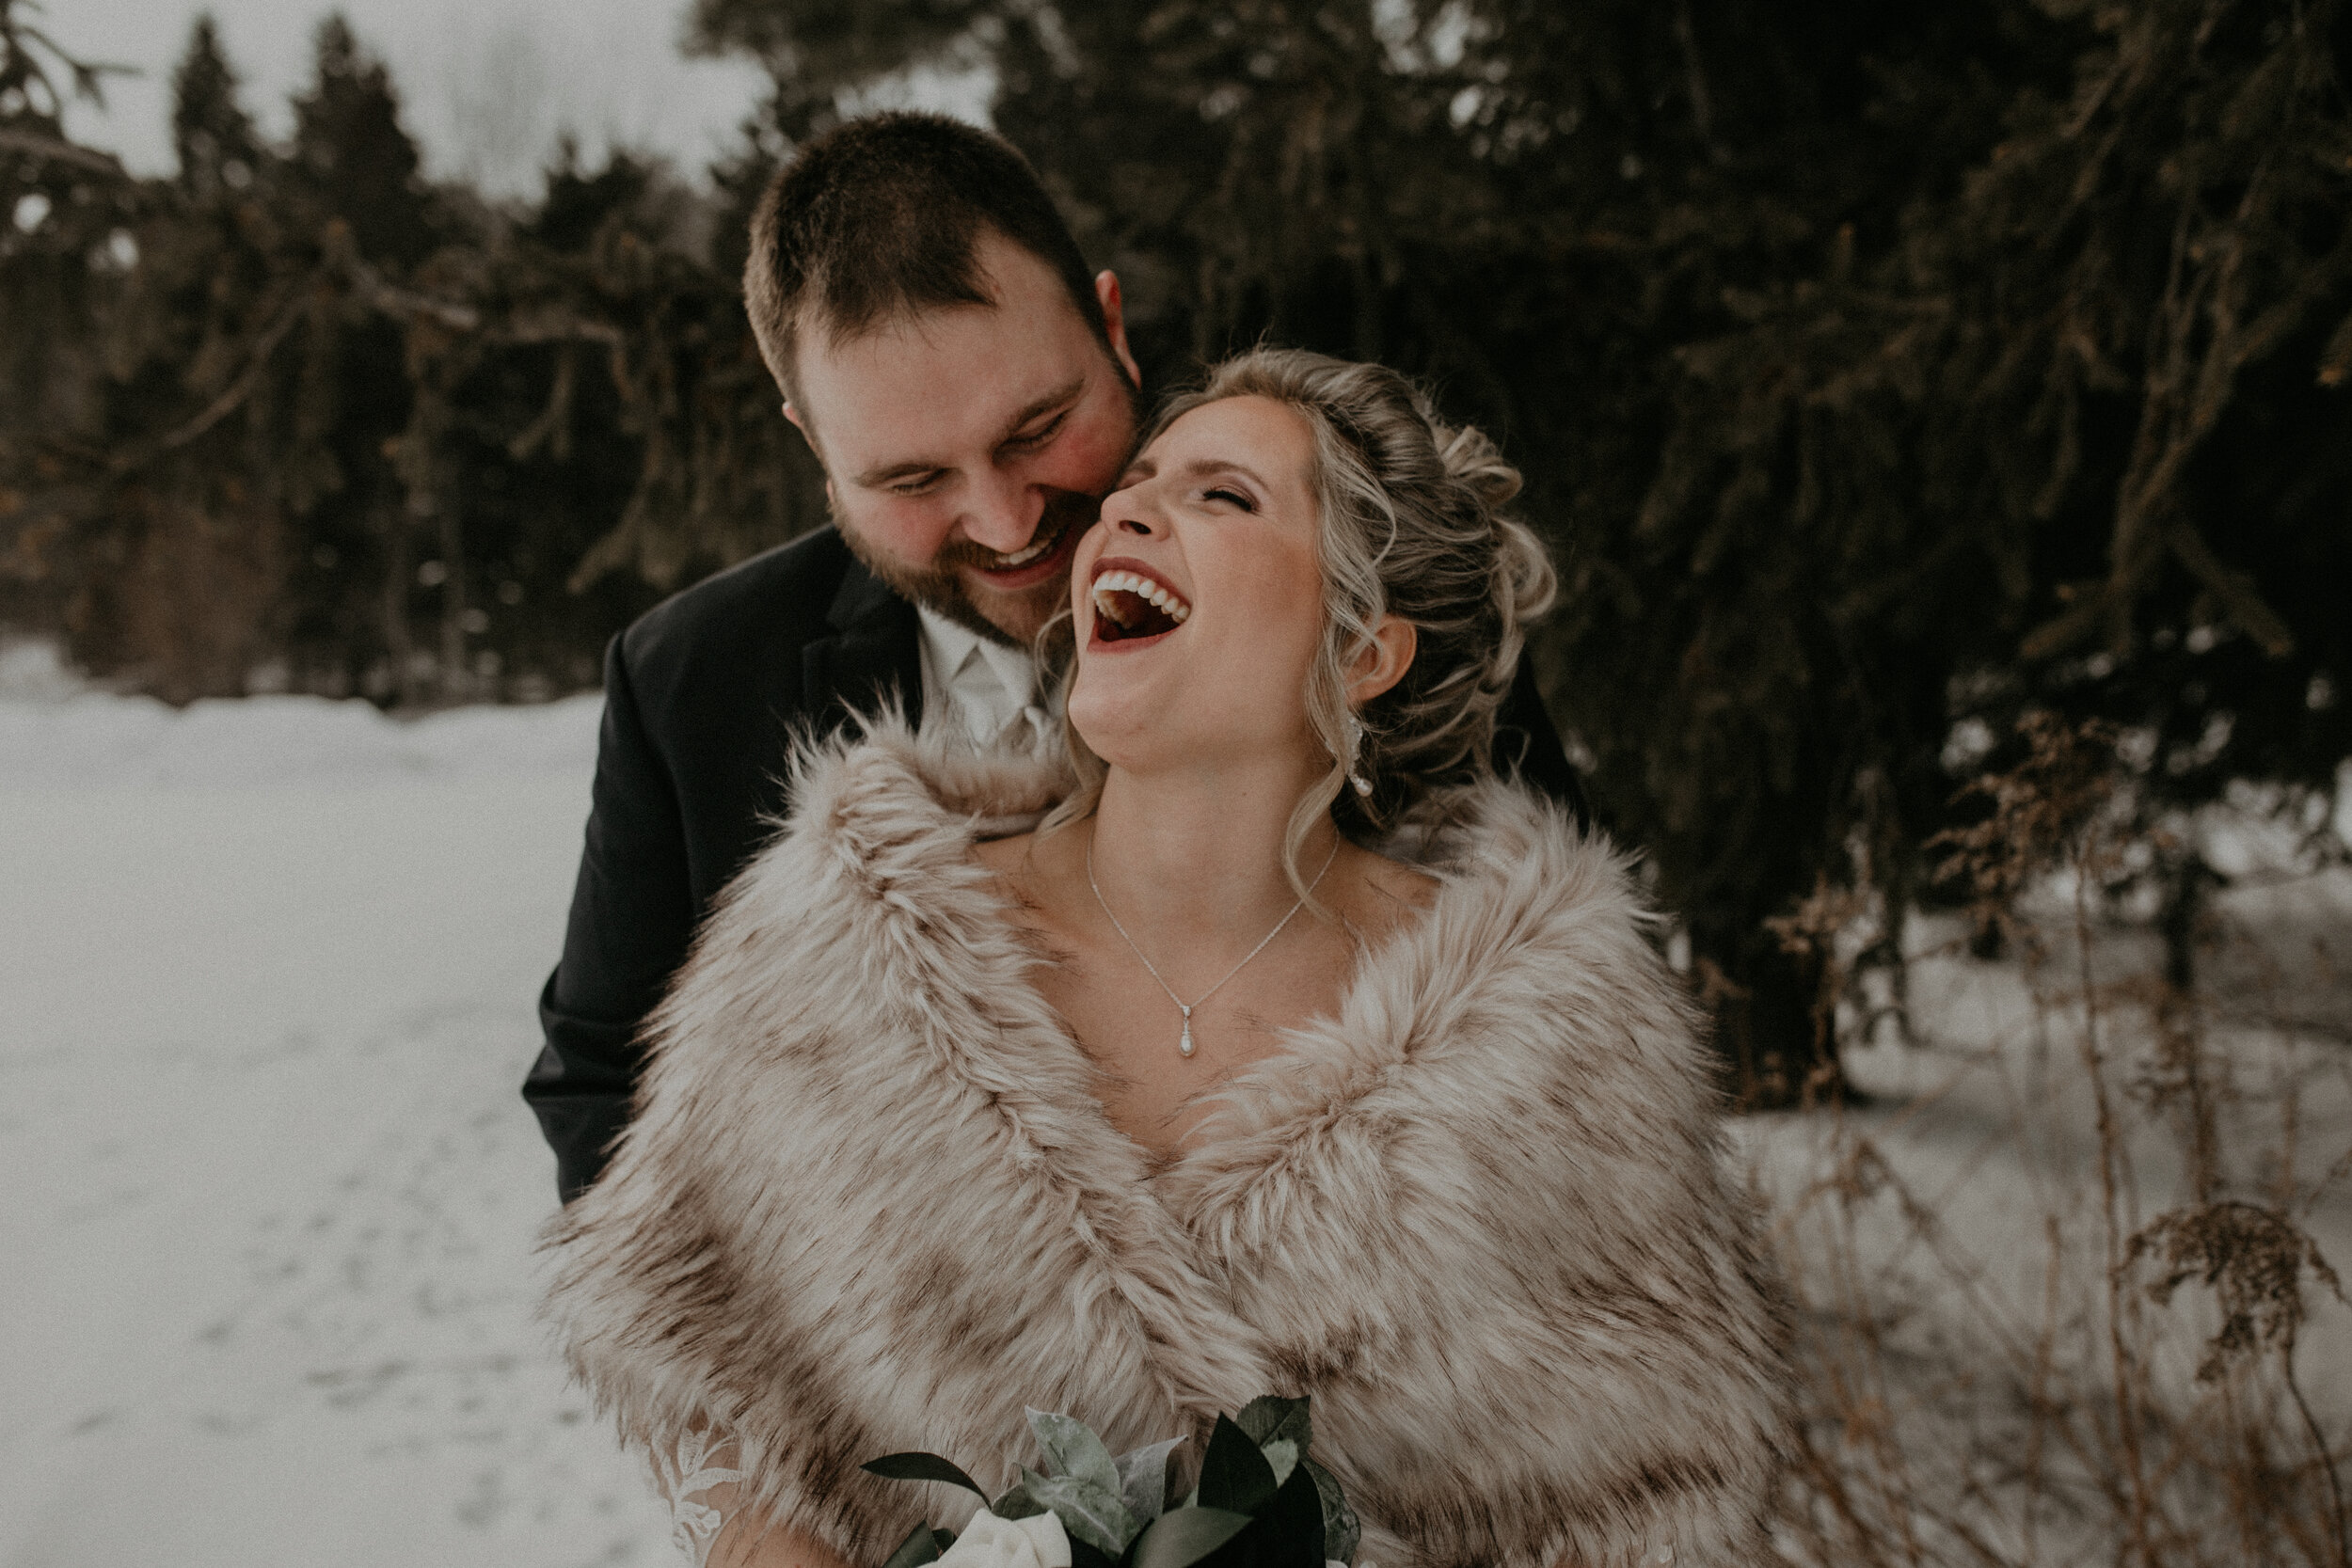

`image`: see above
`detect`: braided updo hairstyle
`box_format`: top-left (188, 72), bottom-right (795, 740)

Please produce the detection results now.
top-left (1047, 347), bottom-right (1557, 902)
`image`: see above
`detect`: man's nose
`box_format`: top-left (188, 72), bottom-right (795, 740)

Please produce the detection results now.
top-left (960, 469), bottom-right (1045, 554)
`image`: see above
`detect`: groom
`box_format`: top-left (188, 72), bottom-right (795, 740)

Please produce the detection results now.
top-left (524, 112), bottom-right (1586, 1203)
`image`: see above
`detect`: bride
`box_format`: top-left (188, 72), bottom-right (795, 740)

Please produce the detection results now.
top-left (544, 349), bottom-right (1794, 1568)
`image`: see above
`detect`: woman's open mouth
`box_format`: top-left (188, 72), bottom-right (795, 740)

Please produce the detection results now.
top-left (1089, 563), bottom-right (1191, 645)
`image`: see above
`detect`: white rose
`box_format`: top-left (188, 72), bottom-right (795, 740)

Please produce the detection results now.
top-left (934, 1505), bottom-right (1073, 1568)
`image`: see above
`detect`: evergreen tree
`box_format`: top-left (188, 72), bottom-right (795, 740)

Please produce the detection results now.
top-left (169, 14), bottom-right (259, 198)
top-left (289, 13), bottom-right (431, 268)
top-left (0, 0), bottom-right (139, 636)
top-left (6, 0), bottom-right (2341, 1085)
top-left (685, 0), bottom-right (2350, 1095)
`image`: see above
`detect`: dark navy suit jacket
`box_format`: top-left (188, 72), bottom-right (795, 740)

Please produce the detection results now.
top-left (525, 524), bottom-right (1586, 1202)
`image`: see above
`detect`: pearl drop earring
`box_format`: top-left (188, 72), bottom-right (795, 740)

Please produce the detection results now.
top-left (1345, 712), bottom-right (1374, 798)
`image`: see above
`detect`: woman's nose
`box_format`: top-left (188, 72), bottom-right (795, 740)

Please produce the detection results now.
top-left (1100, 485), bottom-right (1163, 537)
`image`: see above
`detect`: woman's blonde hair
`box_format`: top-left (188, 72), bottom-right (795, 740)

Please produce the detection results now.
top-left (1041, 347), bottom-right (1557, 902)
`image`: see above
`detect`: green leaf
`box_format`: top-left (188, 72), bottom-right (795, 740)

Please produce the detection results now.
top-left (1124, 1506), bottom-right (1253, 1568)
top-left (1195, 1415), bottom-right (1278, 1515)
top-left (1257, 1439), bottom-right (1297, 1488)
top-left (1232, 1396), bottom-right (1311, 1451)
top-left (865, 1452), bottom-right (989, 1501)
top-left (1245, 1456), bottom-right (1327, 1568)
top-left (882, 1522), bottom-right (945, 1568)
top-left (1301, 1458), bottom-right (1359, 1565)
top-left (1024, 1468), bottom-right (1144, 1557)
top-left (1114, 1436), bottom-right (1186, 1524)
top-left (993, 1483), bottom-right (1048, 1521)
top-left (1026, 1408), bottom-right (1122, 1494)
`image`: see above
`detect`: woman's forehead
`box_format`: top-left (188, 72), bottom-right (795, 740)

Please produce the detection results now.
top-left (1143, 395), bottom-right (1316, 482)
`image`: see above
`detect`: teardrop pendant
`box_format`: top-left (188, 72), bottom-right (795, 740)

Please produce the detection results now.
top-left (1178, 1006), bottom-right (1196, 1057)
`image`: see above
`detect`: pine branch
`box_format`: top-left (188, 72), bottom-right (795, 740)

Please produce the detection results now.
top-left (0, 127), bottom-right (126, 177)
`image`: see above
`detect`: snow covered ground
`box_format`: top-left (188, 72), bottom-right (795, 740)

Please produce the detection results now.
top-left (0, 644), bottom-right (669, 1567)
top-left (2, 639), bottom-right (2345, 1567)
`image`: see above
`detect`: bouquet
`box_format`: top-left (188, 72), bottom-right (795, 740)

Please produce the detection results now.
top-left (865, 1395), bottom-right (1362, 1568)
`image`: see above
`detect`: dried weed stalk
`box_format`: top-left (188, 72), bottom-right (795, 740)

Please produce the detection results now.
top-left (1766, 713), bottom-right (2351, 1568)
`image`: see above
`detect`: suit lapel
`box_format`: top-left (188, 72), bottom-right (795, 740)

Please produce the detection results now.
top-left (801, 557), bottom-right (924, 734)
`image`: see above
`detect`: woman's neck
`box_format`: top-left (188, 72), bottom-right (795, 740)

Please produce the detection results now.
top-left (1085, 753), bottom-right (1340, 952)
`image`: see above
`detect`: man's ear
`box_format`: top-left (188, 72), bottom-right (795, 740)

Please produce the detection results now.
top-left (1095, 270), bottom-right (1143, 388)
top-left (782, 402), bottom-right (826, 478)
top-left (1346, 615), bottom-right (1418, 705)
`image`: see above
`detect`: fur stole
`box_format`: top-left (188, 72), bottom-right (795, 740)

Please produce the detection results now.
top-left (542, 722), bottom-right (1794, 1568)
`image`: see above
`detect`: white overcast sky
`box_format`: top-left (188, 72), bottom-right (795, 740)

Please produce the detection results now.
top-left (49, 0), bottom-right (984, 195)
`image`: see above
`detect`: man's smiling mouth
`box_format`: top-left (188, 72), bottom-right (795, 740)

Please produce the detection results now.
top-left (977, 515), bottom-right (1074, 573)
top-left (1089, 565), bottom-right (1190, 641)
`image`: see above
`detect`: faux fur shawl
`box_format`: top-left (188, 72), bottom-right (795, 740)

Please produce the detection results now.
top-left (542, 724), bottom-right (1794, 1568)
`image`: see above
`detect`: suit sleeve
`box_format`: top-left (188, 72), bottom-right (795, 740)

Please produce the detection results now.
top-left (1491, 654), bottom-right (1592, 829)
top-left (526, 633), bottom-right (700, 1204)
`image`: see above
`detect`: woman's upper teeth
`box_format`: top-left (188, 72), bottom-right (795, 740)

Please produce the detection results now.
top-left (1092, 570), bottom-right (1190, 622)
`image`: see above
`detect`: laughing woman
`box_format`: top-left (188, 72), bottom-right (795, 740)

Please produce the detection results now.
top-left (543, 349), bottom-right (1795, 1568)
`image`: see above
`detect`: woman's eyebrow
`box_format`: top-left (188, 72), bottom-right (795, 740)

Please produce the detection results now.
top-left (1176, 456), bottom-right (1270, 490)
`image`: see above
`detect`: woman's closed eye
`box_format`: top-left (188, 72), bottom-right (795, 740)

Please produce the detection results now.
top-left (1202, 484), bottom-right (1256, 511)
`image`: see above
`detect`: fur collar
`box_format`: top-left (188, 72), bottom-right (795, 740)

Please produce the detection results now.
top-left (544, 721), bottom-right (1792, 1568)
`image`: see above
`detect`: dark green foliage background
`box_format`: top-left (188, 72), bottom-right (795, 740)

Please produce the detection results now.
top-left (5, 0), bottom-right (2345, 1077)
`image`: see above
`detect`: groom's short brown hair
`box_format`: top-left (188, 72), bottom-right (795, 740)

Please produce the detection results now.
top-left (743, 112), bottom-right (1109, 402)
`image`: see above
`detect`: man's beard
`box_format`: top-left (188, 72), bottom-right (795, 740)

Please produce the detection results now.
top-left (836, 486), bottom-right (1098, 650)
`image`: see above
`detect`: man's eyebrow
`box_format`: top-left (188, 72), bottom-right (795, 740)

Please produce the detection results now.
top-left (847, 377), bottom-right (1089, 489)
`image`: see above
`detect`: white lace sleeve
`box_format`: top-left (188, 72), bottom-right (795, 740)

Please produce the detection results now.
top-left (650, 1426), bottom-right (746, 1566)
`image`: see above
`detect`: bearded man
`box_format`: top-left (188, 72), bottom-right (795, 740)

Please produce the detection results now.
top-left (524, 112), bottom-right (1585, 1202)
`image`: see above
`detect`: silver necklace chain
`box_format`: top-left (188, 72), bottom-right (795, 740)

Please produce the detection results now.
top-left (1086, 831), bottom-right (1341, 1058)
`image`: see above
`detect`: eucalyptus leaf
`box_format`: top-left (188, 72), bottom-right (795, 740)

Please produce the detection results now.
top-left (1301, 1458), bottom-right (1359, 1565)
top-left (865, 1452), bottom-right (989, 1502)
top-left (1114, 1436), bottom-right (1186, 1524)
top-left (1232, 1396), bottom-right (1312, 1451)
top-left (1125, 1507), bottom-right (1254, 1568)
top-left (882, 1522), bottom-right (944, 1568)
top-left (993, 1483), bottom-right (1048, 1521)
top-left (1025, 1408), bottom-right (1122, 1494)
top-left (1196, 1415), bottom-right (1278, 1516)
top-left (1023, 1468), bottom-right (1143, 1557)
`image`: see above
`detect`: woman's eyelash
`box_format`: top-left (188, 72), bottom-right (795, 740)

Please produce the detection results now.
top-left (1203, 485), bottom-right (1253, 510)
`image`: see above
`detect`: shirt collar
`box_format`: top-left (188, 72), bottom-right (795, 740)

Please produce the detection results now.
top-left (915, 605), bottom-right (1037, 706)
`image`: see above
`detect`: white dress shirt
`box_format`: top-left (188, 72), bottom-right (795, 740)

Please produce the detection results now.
top-left (914, 606), bottom-right (1053, 753)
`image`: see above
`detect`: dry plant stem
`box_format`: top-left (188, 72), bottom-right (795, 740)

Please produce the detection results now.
top-left (2071, 842), bottom-right (2160, 1568)
top-left (2024, 1214), bottom-right (2062, 1566)
top-left (1829, 1124), bottom-right (1929, 1568)
top-left (2283, 1341), bottom-right (2352, 1568)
